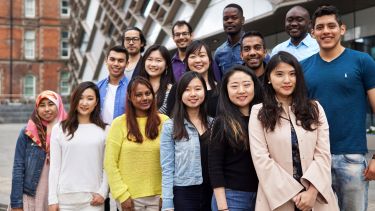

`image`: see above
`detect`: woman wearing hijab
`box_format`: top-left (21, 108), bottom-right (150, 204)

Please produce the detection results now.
top-left (10, 90), bottom-right (67, 211)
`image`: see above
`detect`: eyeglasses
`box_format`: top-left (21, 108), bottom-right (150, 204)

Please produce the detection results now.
top-left (173, 32), bottom-right (190, 38)
top-left (124, 37), bottom-right (141, 43)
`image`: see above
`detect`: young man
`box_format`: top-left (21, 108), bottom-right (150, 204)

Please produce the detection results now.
top-left (302, 5), bottom-right (375, 211)
top-left (240, 31), bottom-right (267, 83)
top-left (171, 20), bottom-right (221, 81)
top-left (97, 45), bottom-right (129, 125)
top-left (271, 5), bottom-right (319, 61)
top-left (171, 20), bottom-right (193, 81)
top-left (215, 3), bottom-right (245, 75)
top-left (122, 27), bottom-right (146, 79)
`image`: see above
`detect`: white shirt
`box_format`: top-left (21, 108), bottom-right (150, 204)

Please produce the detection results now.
top-left (102, 83), bottom-right (118, 124)
top-left (48, 123), bottom-right (109, 205)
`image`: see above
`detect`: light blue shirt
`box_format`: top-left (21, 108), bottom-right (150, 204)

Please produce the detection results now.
top-left (271, 33), bottom-right (319, 61)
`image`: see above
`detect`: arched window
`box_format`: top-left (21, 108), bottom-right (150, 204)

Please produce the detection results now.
top-left (24, 75), bottom-right (36, 98)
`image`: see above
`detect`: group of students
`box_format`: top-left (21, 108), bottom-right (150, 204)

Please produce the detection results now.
top-left (9, 3), bottom-right (375, 211)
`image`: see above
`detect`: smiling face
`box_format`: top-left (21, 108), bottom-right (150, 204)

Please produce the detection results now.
top-left (269, 62), bottom-right (296, 103)
top-left (106, 50), bottom-right (127, 79)
top-left (312, 14), bottom-right (345, 52)
top-left (37, 98), bottom-right (58, 122)
top-left (77, 88), bottom-right (98, 118)
top-left (187, 46), bottom-right (211, 76)
top-left (240, 36), bottom-right (266, 70)
top-left (285, 7), bottom-right (310, 41)
top-left (145, 50), bottom-right (166, 78)
top-left (181, 77), bottom-right (205, 110)
top-left (227, 71), bottom-right (254, 115)
top-left (223, 7), bottom-right (244, 35)
top-left (173, 24), bottom-right (192, 51)
top-left (130, 83), bottom-right (153, 117)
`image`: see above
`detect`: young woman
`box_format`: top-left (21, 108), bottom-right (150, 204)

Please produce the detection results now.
top-left (10, 90), bottom-right (67, 211)
top-left (209, 65), bottom-right (263, 211)
top-left (139, 44), bottom-right (175, 114)
top-left (166, 40), bottom-right (218, 117)
top-left (104, 76), bottom-right (169, 211)
top-left (161, 71), bottom-right (213, 211)
top-left (48, 82), bottom-right (108, 211)
top-left (249, 51), bottom-right (339, 211)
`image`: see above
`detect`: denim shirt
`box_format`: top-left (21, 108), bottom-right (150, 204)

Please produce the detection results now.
top-left (10, 127), bottom-right (46, 208)
top-left (97, 75), bottom-right (128, 119)
top-left (160, 118), bottom-right (213, 210)
top-left (214, 34), bottom-right (244, 76)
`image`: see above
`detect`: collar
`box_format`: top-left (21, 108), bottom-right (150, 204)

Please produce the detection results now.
top-left (225, 31), bottom-right (245, 47)
top-left (105, 74), bottom-right (128, 86)
top-left (287, 33), bottom-right (314, 47)
top-left (172, 52), bottom-right (183, 62)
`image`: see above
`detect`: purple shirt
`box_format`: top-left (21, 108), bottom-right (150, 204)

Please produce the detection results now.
top-left (172, 52), bottom-right (222, 82)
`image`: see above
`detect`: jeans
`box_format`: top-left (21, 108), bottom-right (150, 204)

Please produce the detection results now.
top-left (211, 189), bottom-right (256, 211)
top-left (331, 154), bottom-right (369, 211)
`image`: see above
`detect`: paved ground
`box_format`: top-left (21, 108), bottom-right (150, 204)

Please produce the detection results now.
top-left (1, 124), bottom-right (375, 210)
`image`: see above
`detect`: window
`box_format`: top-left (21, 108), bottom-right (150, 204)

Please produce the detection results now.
top-left (79, 32), bottom-right (89, 55)
top-left (60, 72), bottom-right (70, 96)
top-left (60, 0), bottom-right (70, 16)
top-left (24, 0), bottom-right (35, 18)
top-left (24, 31), bottom-right (35, 59)
top-left (24, 75), bottom-right (36, 98)
top-left (141, 0), bottom-right (154, 17)
top-left (61, 31), bottom-right (70, 58)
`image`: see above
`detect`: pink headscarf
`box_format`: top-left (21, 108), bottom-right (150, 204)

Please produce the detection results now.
top-left (25, 90), bottom-right (67, 152)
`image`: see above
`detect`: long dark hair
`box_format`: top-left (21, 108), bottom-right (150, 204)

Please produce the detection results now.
top-left (126, 76), bottom-right (161, 143)
top-left (172, 71), bottom-right (209, 140)
top-left (62, 81), bottom-right (106, 139)
top-left (212, 65), bottom-right (263, 150)
top-left (258, 51), bottom-right (320, 131)
top-left (184, 40), bottom-right (217, 94)
top-left (139, 44), bottom-right (175, 109)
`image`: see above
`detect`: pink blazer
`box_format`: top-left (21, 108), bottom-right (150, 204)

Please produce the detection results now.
top-left (249, 102), bottom-right (339, 211)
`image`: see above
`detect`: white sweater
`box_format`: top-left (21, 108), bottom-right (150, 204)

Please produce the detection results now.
top-left (48, 123), bottom-right (108, 205)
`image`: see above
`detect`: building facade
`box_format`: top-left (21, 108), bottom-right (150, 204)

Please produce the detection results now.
top-left (0, 0), bottom-right (71, 103)
top-left (70, 0), bottom-right (375, 85)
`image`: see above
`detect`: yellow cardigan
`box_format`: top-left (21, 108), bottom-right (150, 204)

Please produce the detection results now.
top-left (104, 113), bottom-right (169, 203)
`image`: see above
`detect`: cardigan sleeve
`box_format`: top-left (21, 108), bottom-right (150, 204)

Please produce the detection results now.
top-left (249, 104), bottom-right (304, 210)
top-left (300, 102), bottom-right (331, 204)
top-left (103, 116), bottom-right (131, 203)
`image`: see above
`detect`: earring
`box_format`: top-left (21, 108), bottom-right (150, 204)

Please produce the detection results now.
top-left (268, 81), bottom-right (271, 84)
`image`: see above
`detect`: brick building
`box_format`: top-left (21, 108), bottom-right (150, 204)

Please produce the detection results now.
top-left (0, 0), bottom-right (71, 103)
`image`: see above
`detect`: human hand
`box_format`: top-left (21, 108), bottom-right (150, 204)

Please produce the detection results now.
top-left (48, 204), bottom-right (59, 211)
top-left (90, 193), bottom-right (105, 206)
top-left (293, 185), bottom-right (318, 211)
top-left (364, 158), bottom-right (375, 180)
top-left (121, 197), bottom-right (133, 211)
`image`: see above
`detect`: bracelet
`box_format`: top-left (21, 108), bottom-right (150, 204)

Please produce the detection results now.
top-left (218, 209), bottom-right (229, 211)
top-left (372, 154), bottom-right (375, 159)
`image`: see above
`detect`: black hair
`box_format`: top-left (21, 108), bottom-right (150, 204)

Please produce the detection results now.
top-left (312, 5), bottom-right (342, 27)
top-left (184, 40), bottom-right (218, 94)
top-left (241, 30), bottom-right (266, 49)
top-left (172, 71), bottom-right (209, 140)
top-left (172, 20), bottom-right (193, 35)
top-left (121, 26), bottom-right (147, 53)
top-left (212, 65), bottom-right (263, 150)
top-left (258, 51), bottom-right (320, 131)
top-left (139, 44), bottom-right (176, 109)
top-left (107, 45), bottom-right (129, 62)
top-left (224, 3), bottom-right (243, 16)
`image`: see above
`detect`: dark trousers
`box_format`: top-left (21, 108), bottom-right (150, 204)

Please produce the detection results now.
top-left (173, 184), bottom-right (212, 211)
